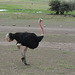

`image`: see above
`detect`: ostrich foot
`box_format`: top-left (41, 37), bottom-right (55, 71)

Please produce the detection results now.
top-left (21, 57), bottom-right (30, 66)
top-left (24, 63), bottom-right (30, 66)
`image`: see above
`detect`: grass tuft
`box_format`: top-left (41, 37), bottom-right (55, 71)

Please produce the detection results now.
top-left (59, 64), bottom-right (75, 69)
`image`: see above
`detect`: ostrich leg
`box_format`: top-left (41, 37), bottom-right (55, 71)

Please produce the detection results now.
top-left (22, 47), bottom-right (30, 65)
top-left (17, 43), bottom-right (24, 56)
top-left (17, 44), bottom-right (29, 65)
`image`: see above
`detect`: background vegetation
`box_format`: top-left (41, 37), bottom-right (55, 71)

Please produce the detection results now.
top-left (0, 0), bottom-right (75, 19)
top-left (49, 0), bottom-right (75, 15)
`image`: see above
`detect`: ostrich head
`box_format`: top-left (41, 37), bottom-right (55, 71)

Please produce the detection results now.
top-left (5, 33), bottom-right (14, 42)
top-left (39, 19), bottom-right (43, 22)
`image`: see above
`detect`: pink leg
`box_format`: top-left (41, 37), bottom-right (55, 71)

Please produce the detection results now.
top-left (24, 47), bottom-right (28, 54)
top-left (17, 46), bottom-right (23, 56)
top-left (17, 43), bottom-right (23, 56)
top-left (17, 45), bottom-right (29, 65)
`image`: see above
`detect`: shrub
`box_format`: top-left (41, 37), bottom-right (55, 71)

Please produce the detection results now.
top-left (60, 2), bottom-right (70, 15)
top-left (49, 0), bottom-right (60, 15)
top-left (49, 0), bottom-right (75, 15)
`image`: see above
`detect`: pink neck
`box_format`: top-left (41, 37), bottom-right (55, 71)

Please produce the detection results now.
top-left (39, 20), bottom-right (44, 35)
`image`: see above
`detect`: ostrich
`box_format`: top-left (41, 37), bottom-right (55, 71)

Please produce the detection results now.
top-left (5, 19), bottom-right (44, 65)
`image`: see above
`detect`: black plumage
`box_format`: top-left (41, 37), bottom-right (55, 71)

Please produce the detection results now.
top-left (9, 32), bottom-right (44, 49)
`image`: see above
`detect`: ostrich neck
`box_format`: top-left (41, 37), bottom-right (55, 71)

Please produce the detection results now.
top-left (39, 21), bottom-right (44, 35)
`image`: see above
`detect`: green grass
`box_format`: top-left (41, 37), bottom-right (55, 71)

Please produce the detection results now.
top-left (67, 10), bottom-right (75, 15)
top-left (0, 4), bottom-right (50, 14)
top-left (47, 67), bottom-right (55, 70)
top-left (0, 0), bottom-right (49, 10)
top-left (0, 0), bottom-right (55, 19)
top-left (58, 72), bottom-right (65, 74)
top-left (0, 0), bottom-right (75, 19)
top-left (0, 0), bottom-right (75, 14)
top-left (62, 51), bottom-right (68, 54)
top-left (0, 0), bottom-right (49, 2)
top-left (59, 64), bottom-right (75, 69)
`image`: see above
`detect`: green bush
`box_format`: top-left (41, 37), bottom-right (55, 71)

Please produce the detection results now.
top-left (49, 0), bottom-right (60, 15)
top-left (49, 0), bottom-right (75, 15)
top-left (60, 2), bottom-right (70, 15)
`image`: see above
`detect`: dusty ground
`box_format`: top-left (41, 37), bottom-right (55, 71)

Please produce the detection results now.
top-left (0, 18), bottom-right (75, 75)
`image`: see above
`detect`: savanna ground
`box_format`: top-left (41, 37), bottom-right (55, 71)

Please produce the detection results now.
top-left (0, 0), bottom-right (75, 75)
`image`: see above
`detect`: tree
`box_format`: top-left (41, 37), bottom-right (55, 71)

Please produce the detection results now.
top-left (60, 2), bottom-right (70, 15)
top-left (69, 1), bottom-right (75, 11)
top-left (49, 0), bottom-right (75, 15)
top-left (49, 0), bottom-right (60, 15)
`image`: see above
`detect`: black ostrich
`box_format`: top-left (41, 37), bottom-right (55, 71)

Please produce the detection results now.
top-left (5, 19), bottom-right (44, 65)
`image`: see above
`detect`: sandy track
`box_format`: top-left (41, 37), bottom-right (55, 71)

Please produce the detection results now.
top-left (0, 41), bottom-right (75, 52)
top-left (0, 26), bottom-right (75, 35)
top-left (0, 26), bottom-right (75, 51)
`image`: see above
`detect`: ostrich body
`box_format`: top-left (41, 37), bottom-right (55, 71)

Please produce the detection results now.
top-left (5, 19), bottom-right (44, 65)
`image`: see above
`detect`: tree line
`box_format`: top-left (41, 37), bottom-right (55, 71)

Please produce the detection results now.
top-left (49, 0), bottom-right (75, 15)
